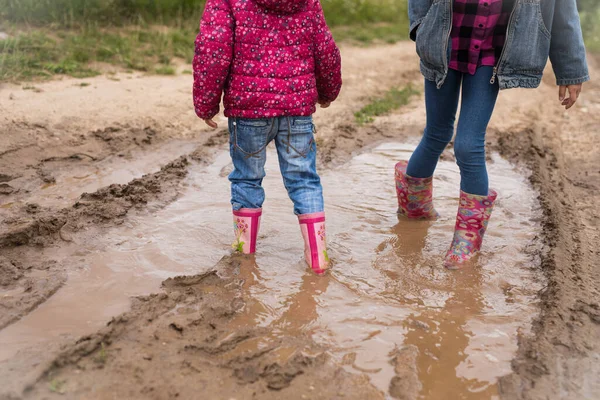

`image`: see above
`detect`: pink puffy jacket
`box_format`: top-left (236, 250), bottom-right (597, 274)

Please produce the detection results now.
top-left (193, 0), bottom-right (342, 120)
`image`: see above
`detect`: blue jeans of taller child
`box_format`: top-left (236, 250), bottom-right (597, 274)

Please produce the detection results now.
top-left (406, 66), bottom-right (499, 196)
top-left (228, 116), bottom-right (324, 215)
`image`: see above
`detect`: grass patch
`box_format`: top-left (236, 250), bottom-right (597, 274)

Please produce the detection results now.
top-left (580, 0), bottom-right (600, 53)
top-left (355, 86), bottom-right (419, 124)
top-left (49, 378), bottom-right (66, 394)
top-left (581, 10), bottom-right (600, 54)
top-left (332, 22), bottom-right (407, 45)
top-left (155, 65), bottom-right (176, 75)
top-left (0, 0), bottom-right (407, 28)
top-left (0, 27), bottom-right (195, 82)
top-left (94, 342), bottom-right (108, 365)
top-left (0, 0), bottom-right (410, 82)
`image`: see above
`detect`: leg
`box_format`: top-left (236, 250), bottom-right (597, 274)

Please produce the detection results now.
top-left (406, 70), bottom-right (462, 178)
top-left (228, 118), bottom-right (276, 254)
top-left (444, 67), bottom-right (500, 268)
top-left (396, 71), bottom-right (461, 219)
top-left (275, 116), bottom-right (328, 274)
top-left (229, 118), bottom-right (275, 210)
top-left (275, 116), bottom-right (324, 215)
top-left (454, 66), bottom-right (499, 196)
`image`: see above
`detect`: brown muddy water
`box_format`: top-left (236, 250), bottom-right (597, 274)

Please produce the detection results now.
top-left (0, 142), bottom-right (543, 399)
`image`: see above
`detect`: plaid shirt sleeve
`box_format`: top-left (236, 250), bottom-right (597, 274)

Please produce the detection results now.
top-left (449, 0), bottom-right (511, 75)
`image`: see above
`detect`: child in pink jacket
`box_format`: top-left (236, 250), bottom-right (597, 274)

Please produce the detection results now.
top-left (193, 0), bottom-right (342, 275)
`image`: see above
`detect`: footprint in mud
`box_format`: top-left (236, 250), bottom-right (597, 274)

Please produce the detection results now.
top-left (0, 142), bottom-right (543, 400)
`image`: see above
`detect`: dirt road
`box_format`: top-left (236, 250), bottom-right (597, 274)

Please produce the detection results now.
top-left (0, 43), bottom-right (598, 400)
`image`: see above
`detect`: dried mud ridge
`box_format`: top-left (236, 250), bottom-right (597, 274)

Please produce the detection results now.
top-left (491, 125), bottom-right (600, 399)
top-left (20, 256), bottom-right (385, 400)
top-left (0, 157), bottom-right (188, 249)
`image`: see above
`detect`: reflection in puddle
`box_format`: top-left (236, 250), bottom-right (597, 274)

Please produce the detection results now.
top-left (0, 143), bottom-right (542, 399)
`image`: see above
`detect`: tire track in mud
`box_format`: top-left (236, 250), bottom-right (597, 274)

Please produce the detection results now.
top-left (493, 121), bottom-right (600, 398)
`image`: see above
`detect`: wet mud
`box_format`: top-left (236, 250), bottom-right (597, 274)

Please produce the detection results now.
top-left (1, 43), bottom-right (599, 400)
top-left (2, 144), bottom-right (542, 399)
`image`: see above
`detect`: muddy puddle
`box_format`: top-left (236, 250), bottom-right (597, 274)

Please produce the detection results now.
top-left (0, 142), bottom-right (543, 399)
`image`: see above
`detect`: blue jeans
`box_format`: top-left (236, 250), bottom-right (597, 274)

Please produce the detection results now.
top-left (228, 116), bottom-right (324, 215)
top-left (406, 66), bottom-right (499, 196)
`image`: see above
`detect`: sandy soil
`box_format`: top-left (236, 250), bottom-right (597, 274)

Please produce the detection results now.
top-left (0, 42), bottom-right (598, 400)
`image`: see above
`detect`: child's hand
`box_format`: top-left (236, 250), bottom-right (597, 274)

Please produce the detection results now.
top-left (559, 84), bottom-right (583, 110)
top-left (319, 101), bottom-right (331, 109)
top-left (204, 119), bottom-right (218, 129)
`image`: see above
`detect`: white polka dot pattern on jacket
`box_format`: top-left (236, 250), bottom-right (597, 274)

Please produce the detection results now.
top-left (192, 0), bottom-right (343, 120)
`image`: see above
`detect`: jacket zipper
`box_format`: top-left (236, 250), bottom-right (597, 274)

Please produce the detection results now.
top-left (490, 0), bottom-right (518, 85)
top-left (439, 0), bottom-right (454, 89)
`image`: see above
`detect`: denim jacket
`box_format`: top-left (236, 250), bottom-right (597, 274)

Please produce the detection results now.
top-left (408, 0), bottom-right (590, 89)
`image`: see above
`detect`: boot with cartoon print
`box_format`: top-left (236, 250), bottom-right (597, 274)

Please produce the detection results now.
top-left (395, 160), bottom-right (439, 219)
top-left (444, 190), bottom-right (498, 269)
top-left (232, 208), bottom-right (262, 254)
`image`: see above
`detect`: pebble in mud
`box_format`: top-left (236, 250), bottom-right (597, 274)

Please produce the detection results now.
top-left (389, 346), bottom-right (421, 400)
top-left (0, 183), bottom-right (14, 195)
top-left (0, 174), bottom-right (16, 183)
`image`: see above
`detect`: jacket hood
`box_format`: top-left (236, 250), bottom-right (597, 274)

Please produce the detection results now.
top-left (254, 0), bottom-right (308, 14)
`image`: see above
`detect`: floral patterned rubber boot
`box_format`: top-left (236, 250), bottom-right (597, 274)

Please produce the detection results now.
top-left (444, 190), bottom-right (498, 269)
top-left (395, 160), bottom-right (439, 219)
top-left (233, 208), bottom-right (262, 254)
top-left (299, 212), bottom-right (330, 275)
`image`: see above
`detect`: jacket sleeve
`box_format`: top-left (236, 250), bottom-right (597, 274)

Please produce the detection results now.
top-left (313, 1), bottom-right (342, 104)
top-left (549, 0), bottom-right (590, 86)
top-left (408, 0), bottom-right (432, 41)
top-left (192, 0), bottom-right (234, 120)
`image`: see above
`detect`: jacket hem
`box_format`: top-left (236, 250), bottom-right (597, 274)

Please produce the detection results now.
top-left (556, 75), bottom-right (590, 86)
top-left (420, 62), bottom-right (445, 86)
top-left (498, 76), bottom-right (541, 90)
top-left (224, 108), bottom-right (317, 119)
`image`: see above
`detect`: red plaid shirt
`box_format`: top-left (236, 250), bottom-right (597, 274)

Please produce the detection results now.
top-left (449, 0), bottom-right (511, 75)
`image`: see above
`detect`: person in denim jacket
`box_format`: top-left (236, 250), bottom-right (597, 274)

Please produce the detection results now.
top-left (193, 0), bottom-right (342, 275)
top-left (396, 0), bottom-right (589, 268)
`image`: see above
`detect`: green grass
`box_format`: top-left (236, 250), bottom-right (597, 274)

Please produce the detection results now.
top-left (155, 65), bottom-right (176, 75)
top-left (332, 22), bottom-right (407, 45)
top-left (0, 0), bottom-right (409, 82)
top-left (0, 0), bottom-right (406, 28)
top-left (49, 378), bottom-right (66, 394)
top-left (355, 86), bottom-right (419, 124)
top-left (580, 0), bottom-right (600, 53)
top-left (0, 27), bottom-right (196, 81)
top-left (581, 10), bottom-right (600, 53)
top-left (94, 342), bottom-right (108, 365)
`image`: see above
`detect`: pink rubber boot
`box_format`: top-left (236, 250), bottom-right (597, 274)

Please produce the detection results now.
top-left (444, 190), bottom-right (498, 269)
top-left (299, 212), bottom-right (330, 275)
top-left (233, 208), bottom-right (262, 254)
top-left (395, 160), bottom-right (439, 219)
